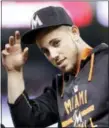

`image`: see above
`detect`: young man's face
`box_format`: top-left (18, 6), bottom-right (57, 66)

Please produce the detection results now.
top-left (36, 26), bottom-right (78, 73)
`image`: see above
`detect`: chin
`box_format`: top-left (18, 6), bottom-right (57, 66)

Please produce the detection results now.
top-left (60, 65), bottom-right (74, 73)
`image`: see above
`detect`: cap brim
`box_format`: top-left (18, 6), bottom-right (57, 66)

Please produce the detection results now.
top-left (21, 29), bottom-right (38, 44)
top-left (21, 25), bottom-right (55, 44)
top-left (21, 24), bottom-right (72, 44)
top-left (21, 25), bottom-right (51, 44)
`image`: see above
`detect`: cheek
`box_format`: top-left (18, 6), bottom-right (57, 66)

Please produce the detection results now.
top-left (66, 45), bottom-right (77, 58)
top-left (71, 49), bottom-right (78, 63)
top-left (59, 41), bottom-right (77, 59)
top-left (66, 45), bottom-right (78, 64)
top-left (59, 43), bottom-right (71, 55)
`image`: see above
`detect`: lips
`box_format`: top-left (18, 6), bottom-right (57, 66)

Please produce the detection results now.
top-left (56, 58), bottom-right (66, 65)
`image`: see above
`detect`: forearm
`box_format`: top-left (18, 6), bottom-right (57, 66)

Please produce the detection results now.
top-left (7, 70), bottom-right (25, 104)
top-left (9, 87), bottom-right (58, 127)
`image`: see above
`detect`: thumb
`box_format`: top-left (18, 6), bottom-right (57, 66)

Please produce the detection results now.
top-left (2, 50), bottom-right (9, 66)
top-left (22, 47), bottom-right (29, 62)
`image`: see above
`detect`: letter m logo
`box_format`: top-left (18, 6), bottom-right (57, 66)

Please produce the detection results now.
top-left (73, 110), bottom-right (83, 127)
top-left (31, 15), bottom-right (43, 29)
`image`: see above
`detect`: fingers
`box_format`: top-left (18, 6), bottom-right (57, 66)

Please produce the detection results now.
top-left (9, 36), bottom-right (15, 46)
top-left (2, 44), bottom-right (10, 62)
top-left (9, 31), bottom-right (21, 46)
top-left (5, 44), bottom-right (11, 53)
top-left (22, 47), bottom-right (29, 62)
top-left (2, 49), bottom-right (9, 56)
top-left (23, 47), bottom-right (29, 57)
top-left (15, 31), bottom-right (21, 44)
top-left (2, 50), bottom-right (8, 66)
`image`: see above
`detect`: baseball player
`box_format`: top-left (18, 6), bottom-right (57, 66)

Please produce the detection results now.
top-left (2, 6), bottom-right (109, 127)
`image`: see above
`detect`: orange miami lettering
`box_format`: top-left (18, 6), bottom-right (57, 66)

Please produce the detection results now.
top-left (62, 90), bottom-right (98, 127)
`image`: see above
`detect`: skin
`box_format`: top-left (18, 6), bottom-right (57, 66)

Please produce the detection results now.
top-left (2, 25), bottom-right (92, 104)
top-left (2, 31), bottom-right (28, 103)
top-left (36, 25), bottom-right (92, 73)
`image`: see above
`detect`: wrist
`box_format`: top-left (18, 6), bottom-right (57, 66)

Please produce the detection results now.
top-left (7, 68), bottom-right (23, 75)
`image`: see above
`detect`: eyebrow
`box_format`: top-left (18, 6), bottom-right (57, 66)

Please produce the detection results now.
top-left (41, 38), bottom-right (59, 51)
top-left (49, 38), bottom-right (59, 45)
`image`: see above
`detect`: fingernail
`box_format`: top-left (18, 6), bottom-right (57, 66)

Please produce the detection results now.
top-left (15, 30), bottom-right (19, 34)
top-left (5, 44), bottom-right (10, 48)
top-left (9, 36), bottom-right (14, 40)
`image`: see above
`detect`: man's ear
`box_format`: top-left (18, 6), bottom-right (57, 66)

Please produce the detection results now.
top-left (72, 25), bottom-right (80, 36)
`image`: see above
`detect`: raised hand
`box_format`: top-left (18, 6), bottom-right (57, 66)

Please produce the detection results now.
top-left (2, 31), bottom-right (29, 72)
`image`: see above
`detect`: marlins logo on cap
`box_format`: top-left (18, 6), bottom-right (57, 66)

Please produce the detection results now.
top-left (21, 6), bottom-right (73, 44)
top-left (31, 14), bottom-right (43, 29)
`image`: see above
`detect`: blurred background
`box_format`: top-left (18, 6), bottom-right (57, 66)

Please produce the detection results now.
top-left (1, 1), bottom-right (108, 127)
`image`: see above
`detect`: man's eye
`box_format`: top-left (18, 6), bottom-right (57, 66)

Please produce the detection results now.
top-left (53, 40), bottom-right (60, 47)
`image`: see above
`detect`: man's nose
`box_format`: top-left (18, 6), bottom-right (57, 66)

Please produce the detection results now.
top-left (49, 49), bottom-right (59, 61)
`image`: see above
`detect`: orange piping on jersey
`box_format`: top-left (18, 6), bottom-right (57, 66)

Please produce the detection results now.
top-left (88, 53), bottom-right (95, 81)
top-left (75, 47), bottom-right (93, 77)
top-left (61, 47), bottom-right (94, 97)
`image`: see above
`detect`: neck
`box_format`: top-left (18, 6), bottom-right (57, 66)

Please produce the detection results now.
top-left (76, 39), bottom-right (92, 59)
top-left (71, 39), bottom-right (93, 76)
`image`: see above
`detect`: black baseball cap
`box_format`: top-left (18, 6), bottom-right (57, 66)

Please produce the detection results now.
top-left (21, 6), bottom-right (73, 44)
